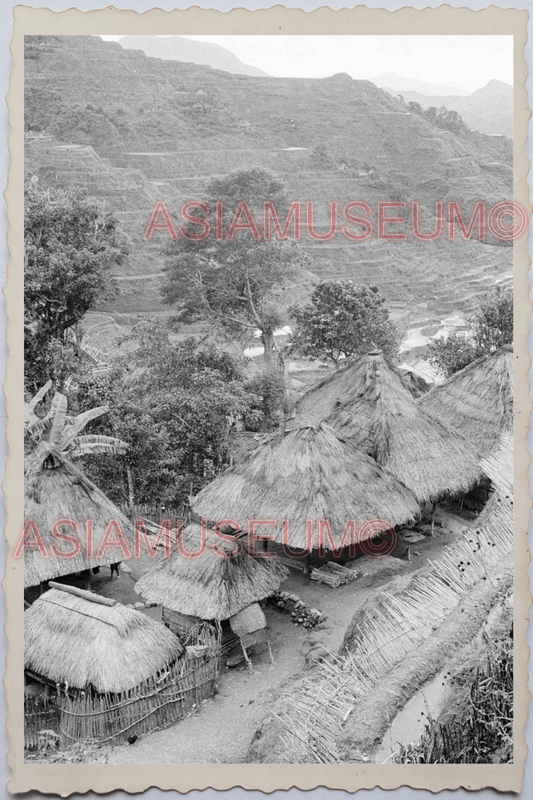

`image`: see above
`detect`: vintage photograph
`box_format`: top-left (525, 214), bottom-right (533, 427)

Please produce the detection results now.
top-left (21, 30), bottom-right (517, 769)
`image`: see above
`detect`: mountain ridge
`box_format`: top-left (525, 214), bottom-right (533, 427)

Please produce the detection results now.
top-left (24, 35), bottom-right (512, 327)
top-left (382, 79), bottom-right (512, 138)
top-left (117, 35), bottom-right (268, 77)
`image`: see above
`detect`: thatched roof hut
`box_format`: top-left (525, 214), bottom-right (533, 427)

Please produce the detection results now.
top-left (24, 587), bottom-right (183, 694)
top-left (192, 421), bottom-right (420, 550)
top-left (24, 453), bottom-right (134, 588)
top-left (295, 351), bottom-right (482, 504)
top-left (134, 524), bottom-right (290, 620)
top-left (418, 345), bottom-right (513, 458)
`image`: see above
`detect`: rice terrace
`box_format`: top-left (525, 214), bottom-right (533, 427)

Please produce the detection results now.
top-left (22, 33), bottom-right (516, 765)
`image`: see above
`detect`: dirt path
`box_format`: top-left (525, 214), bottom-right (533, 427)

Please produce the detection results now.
top-left (107, 606), bottom-right (308, 764)
top-left (99, 507), bottom-right (470, 764)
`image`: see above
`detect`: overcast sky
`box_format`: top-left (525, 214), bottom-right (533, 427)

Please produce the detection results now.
top-left (100, 35), bottom-right (513, 93)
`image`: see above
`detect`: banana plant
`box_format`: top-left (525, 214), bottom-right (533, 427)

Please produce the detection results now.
top-left (25, 383), bottom-right (128, 468)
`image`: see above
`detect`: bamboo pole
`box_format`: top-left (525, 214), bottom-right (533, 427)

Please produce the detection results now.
top-left (48, 581), bottom-right (118, 606)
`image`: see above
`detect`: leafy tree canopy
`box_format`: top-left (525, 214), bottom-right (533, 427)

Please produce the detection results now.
top-left (162, 169), bottom-right (308, 370)
top-left (73, 323), bottom-right (256, 506)
top-left (290, 281), bottom-right (399, 366)
top-left (24, 186), bottom-right (127, 392)
top-left (426, 333), bottom-right (480, 380)
top-left (428, 286), bottom-right (512, 378)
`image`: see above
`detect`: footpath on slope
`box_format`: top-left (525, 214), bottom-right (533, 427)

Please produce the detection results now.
top-left (99, 510), bottom-right (468, 764)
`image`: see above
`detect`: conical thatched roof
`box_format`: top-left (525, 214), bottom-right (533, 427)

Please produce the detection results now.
top-left (418, 345), bottom-right (513, 458)
top-left (192, 421), bottom-right (420, 550)
top-left (24, 588), bottom-right (183, 693)
top-left (134, 524), bottom-right (289, 620)
top-left (24, 454), bottom-right (134, 588)
top-left (295, 351), bottom-right (482, 504)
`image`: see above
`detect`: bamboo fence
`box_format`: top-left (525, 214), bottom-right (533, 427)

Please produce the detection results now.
top-left (272, 505), bottom-right (513, 763)
top-left (24, 693), bottom-right (60, 751)
top-left (25, 623), bottom-right (220, 750)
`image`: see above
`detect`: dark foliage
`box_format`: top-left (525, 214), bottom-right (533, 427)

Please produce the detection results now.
top-left (428, 287), bottom-right (512, 377)
top-left (24, 187), bottom-right (126, 392)
top-left (290, 281), bottom-right (399, 365)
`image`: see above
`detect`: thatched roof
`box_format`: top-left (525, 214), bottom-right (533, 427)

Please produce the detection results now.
top-left (476, 432), bottom-right (513, 528)
top-left (192, 421), bottom-right (420, 550)
top-left (295, 351), bottom-right (482, 504)
top-left (398, 366), bottom-right (432, 398)
top-left (418, 345), bottom-right (513, 458)
top-left (24, 454), bottom-right (134, 588)
top-left (481, 432), bottom-right (512, 495)
top-left (24, 588), bottom-right (183, 693)
top-left (228, 430), bottom-right (273, 466)
top-left (134, 524), bottom-right (289, 620)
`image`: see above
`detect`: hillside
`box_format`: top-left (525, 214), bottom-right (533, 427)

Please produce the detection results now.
top-left (24, 35), bottom-right (512, 332)
top-left (383, 79), bottom-right (513, 139)
top-left (118, 35), bottom-right (268, 77)
top-left (372, 73), bottom-right (471, 97)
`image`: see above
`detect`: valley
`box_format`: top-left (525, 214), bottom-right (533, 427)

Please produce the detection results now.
top-left (24, 35), bottom-right (513, 344)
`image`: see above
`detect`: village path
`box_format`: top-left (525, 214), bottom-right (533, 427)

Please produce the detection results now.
top-left (103, 507), bottom-right (471, 764)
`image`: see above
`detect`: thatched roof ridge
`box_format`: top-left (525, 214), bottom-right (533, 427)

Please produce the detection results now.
top-left (295, 356), bottom-right (429, 421)
top-left (24, 588), bottom-right (183, 693)
top-left (418, 345), bottom-right (513, 458)
top-left (24, 454), bottom-right (134, 588)
top-left (296, 351), bottom-right (482, 504)
top-left (134, 524), bottom-right (289, 620)
top-left (295, 359), bottom-right (370, 424)
top-left (192, 421), bottom-right (420, 549)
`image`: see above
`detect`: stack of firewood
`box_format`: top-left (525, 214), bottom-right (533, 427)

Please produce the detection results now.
top-left (310, 562), bottom-right (358, 587)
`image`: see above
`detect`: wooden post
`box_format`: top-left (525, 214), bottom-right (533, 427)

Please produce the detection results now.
top-left (430, 501), bottom-right (437, 536)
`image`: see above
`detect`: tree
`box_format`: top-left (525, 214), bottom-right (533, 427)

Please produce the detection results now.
top-left (162, 169), bottom-right (307, 372)
top-left (24, 381), bottom-right (128, 466)
top-left (24, 186), bottom-right (127, 392)
top-left (426, 333), bottom-right (479, 379)
top-left (428, 287), bottom-right (512, 377)
top-left (72, 323), bottom-right (255, 506)
top-left (290, 281), bottom-right (399, 366)
top-left (473, 286), bottom-right (513, 352)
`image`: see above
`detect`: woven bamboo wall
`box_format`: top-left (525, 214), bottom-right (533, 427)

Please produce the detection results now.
top-left (25, 623), bottom-right (220, 750)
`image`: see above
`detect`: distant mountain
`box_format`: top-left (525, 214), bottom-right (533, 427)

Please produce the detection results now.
top-left (117, 35), bottom-right (268, 77)
top-left (372, 73), bottom-right (471, 97)
top-left (383, 79), bottom-right (513, 138)
top-left (24, 36), bottom-right (512, 324)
